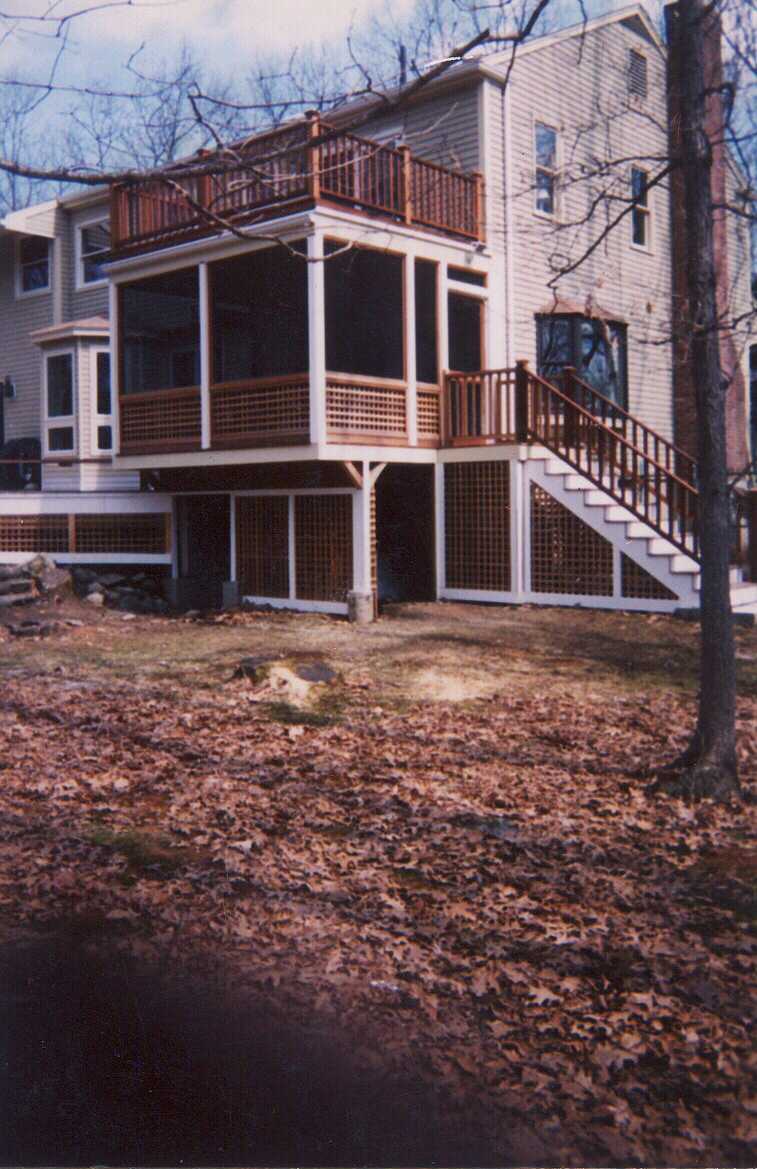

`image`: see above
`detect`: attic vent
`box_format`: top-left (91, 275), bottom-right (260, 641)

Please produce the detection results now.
top-left (628, 49), bottom-right (648, 98)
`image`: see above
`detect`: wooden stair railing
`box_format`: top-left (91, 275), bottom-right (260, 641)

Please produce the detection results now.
top-left (559, 366), bottom-right (697, 486)
top-left (516, 362), bottom-right (699, 560)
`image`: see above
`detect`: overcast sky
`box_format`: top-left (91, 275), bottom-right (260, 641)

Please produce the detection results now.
top-left (3, 0), bottom-right (417, 85)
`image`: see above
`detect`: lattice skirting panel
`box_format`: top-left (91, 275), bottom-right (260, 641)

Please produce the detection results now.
top-left (530, 484), bottom-right (614, 596)
top-left (444, 461), bottom-right (511, 591)
top-left (295, 495), bottom-right (353, 602)
top-left (0, 513), bottom-right (170, 556)
top-left (236, 496), bottom-right (290, 598)
top-left (620, 553), bottom-right (678, 601)
top-left (236, 493), bottom-right (354, 606)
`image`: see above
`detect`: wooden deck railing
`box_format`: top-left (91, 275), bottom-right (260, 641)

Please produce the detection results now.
top-left (119, 387), bottom-right (202, 454)
top-left (111, 116), bottom-right (483, 252)
top-left (211, 375), bottom-right (310, 448)
top-left (443, 362), bottom-right (700, 559)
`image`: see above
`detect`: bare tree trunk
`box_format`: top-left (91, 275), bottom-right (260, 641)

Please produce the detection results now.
top-left (658, 0), bottom-right (740, 800)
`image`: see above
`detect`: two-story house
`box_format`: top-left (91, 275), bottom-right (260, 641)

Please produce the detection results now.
top-left (0, 2), bottom-right (754, 618)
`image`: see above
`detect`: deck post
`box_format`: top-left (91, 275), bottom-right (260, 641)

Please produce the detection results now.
top-left (109, 281), bottom-right (121, 457)
top-left (199, 262), bottom-right (211, 449)
top-left (562, 365), bottom-right (578, 450)
top-left (400, 144), bottom-right (413, 225)
top-left (515, 359), bottom-right (530, 444)
top-left (349, 459), bottom-right (374, 622)
top-left (307, 231), bottom-right (326, 445)
top-left (473, 171), bottom-right (484, 240)
top-left (404, 253), bottom-right (418, 445)
top-left (307, 111), bottom-right (321, 201)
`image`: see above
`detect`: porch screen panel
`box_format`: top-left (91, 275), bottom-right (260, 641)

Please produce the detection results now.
top-left (120, 267), bottom-right (200, 393)
top-left (530, 484), bottom-right (613, 595)
top-left (325, 245), bottom-right (403, 380)
top-left (211, 242), bottom-right (308, 383)
top-left (236, 496), bottom-right (290, 598)
top-left (444, 462), bottom-right (510, 591)
top-left (294, 495), bottom-right (352, 601)
top-left (448, 293), bottom-right (483, 373)
top-left (415, 258), bottom-right (438, 384)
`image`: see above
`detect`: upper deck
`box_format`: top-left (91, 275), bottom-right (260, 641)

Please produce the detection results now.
top-left (110, 116), bottom-right (484, 258)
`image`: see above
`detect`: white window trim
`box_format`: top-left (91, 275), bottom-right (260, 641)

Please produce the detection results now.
top-left (75, 214), bottom-right (110, 290)
top-left (533, 118), bottom-right (560, 220)
top-left (90, 346), bottom-right (114, 453)
top-left (15, 235), bottom-right (51, 300)
top-left (630, 165), bottom-right (653, 253)
top-left (43, 348), bottom-right (77, 457)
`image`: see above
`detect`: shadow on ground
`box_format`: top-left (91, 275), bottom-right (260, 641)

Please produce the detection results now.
top-left (0, 936), bottom-right (513, 1168)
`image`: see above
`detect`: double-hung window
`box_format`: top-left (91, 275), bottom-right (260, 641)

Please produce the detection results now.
top-left (631, 166), bottom-right (651, 248)
top-left (18, 236), bottom-right (50, 296)
top-left (77, 219), bottom-right (110, 286)
top-left (45, 352), bottom-right (76, 454)
top-left (93, 350), bottom-right (113, 452)
top-left (535, 123), bottom-right (558, 216)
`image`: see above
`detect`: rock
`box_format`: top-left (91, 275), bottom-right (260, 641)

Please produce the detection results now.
top-left (121, 613), bottom-right (137, 621)
top-left (98, 573), bottom-right (126, 588)
top-left (64, 619), bottom-right (84, 627)
top-left (7, 619), bottom-right (59, 638)
top-left (233, 655), bottom-right (276, 682)
top-left (24, 554), bottom-right (56, 576)
top-left (0, 564), bottom-right (28, 582)
top-left (0, 578), bottom-right (35, 598)
top-left (0, 592), bottom-right (36, 608)
top-left (295, 660), bottom-right (338, 684)
top-left (85, 591), bottom-right (105, 607)
top-left (27, 559), bottom-right (72, 597)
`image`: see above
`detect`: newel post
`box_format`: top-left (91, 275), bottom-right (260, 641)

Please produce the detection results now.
top-left (306, 110), bottom-right (321, 201)
top-left (515, 360), bottom-right (530, 444)
top-left (400, 144), bottom-right (413, 225)
top-left (562, 364), bottom-right (578, 449)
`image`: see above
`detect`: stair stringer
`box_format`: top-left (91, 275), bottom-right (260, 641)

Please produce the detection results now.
top-left (525, 453), bottom-right (700, 612)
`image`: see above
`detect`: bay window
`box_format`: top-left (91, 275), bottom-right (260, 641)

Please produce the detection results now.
top-left (45, 352), bottom-right (76, 453)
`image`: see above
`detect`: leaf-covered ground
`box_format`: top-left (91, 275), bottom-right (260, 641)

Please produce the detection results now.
top-left (0, 601), bottom-right (754, 1166)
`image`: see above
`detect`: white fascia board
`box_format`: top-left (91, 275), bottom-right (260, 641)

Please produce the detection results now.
top-left (320, 443), bottom-right (438, 464)
top-left (1, 200), bottom-right (58, 238)
top-left (30, 323), bottom-right (110, 345)
top-left (113, 443), bottom-right (320, 472)
top-left (313, 206), bottom-right (492, 259)
top-left (104, 209), bottom-right (317, 280)
top-left (481, 3), bottom-right (664, 75)
top-left (0, 491), bottom-right (172, 514)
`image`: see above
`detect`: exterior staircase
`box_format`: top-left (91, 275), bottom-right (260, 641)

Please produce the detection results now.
top-left (443, 361), bottom-right (755, 617)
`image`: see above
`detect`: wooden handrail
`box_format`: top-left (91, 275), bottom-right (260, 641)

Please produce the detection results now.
top-left (210, 373), bottom-right (309, 392)
top-left (562, 367), bottom-right (698, 484)
top-left (525, 366), bottom-right (699, 559)
top-left (118, 385), bottom-right (200, 404)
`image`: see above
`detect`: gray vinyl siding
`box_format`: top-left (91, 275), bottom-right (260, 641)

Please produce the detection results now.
top-left (486, 20), bottom-right (674, 437)
top-left (361, 83), bottom-right (482, 173)
top-left (0, 234), bottom-right (52, 443)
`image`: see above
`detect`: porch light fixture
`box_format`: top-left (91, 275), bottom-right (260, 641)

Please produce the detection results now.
top-left (3, 376), bottom-right (15, 399)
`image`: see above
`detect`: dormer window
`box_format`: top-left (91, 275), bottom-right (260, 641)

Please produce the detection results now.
top-left (628, 49), bottom-right (647, 99)
top-left (18, 236), bottom-right (50, 295)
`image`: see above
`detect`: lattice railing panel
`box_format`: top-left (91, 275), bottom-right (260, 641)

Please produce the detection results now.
top-left (530, 484), bottom-right (613, 596)
top-left (417, 389), bottom-right (440, 441)
top-left (0, 516), bottom-right (69, 553)
top-left (236, 496), bottom-right (290, 598)
top-left (120, 390), bottom-right (201, 449)
top-left (211, 381), bottom-right (309, 444)
top-left (74, 514), bottom-right (168, 554)
top-left (621, 553), bottom-right (677, 601)
top-left (326, 381), bottom-right (407, 439)
top-left (295, 494), bottom-right (352, 602)
top-left (444, 462), bottom-right (510, 591)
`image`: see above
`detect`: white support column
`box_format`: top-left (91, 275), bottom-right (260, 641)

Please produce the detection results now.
top-left (170, 497), bottom-right (179, 580)
top-left (510, 456), bottom-right (525, 598)
top-left (348, 461), bottom-right (374, 621)
top-left (435, 462), bottom-right (445, 598)
top-left (405, 255), bottom-right (418, 446)
top-left (307, 231), bottom-right (326, 446)
top-left (108, 281), bottom-right (121, 456)
top-left (199, 262), bottom-right (211, 450)
top-left (439, 265), bottom-right (450, 373)
top-left (288, 494), bottom-right (296, 600)
top-left (522, 458), bottom-right (532, 596)
top-left (229, 493), bottom-right (237, 581)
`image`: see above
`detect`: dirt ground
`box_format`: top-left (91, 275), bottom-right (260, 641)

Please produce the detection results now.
top-left (0, 596), bottom-right (755, 1167)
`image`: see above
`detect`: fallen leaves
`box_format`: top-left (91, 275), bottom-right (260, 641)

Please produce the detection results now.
top-left (0, 648), bottom-right (753, 1166)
